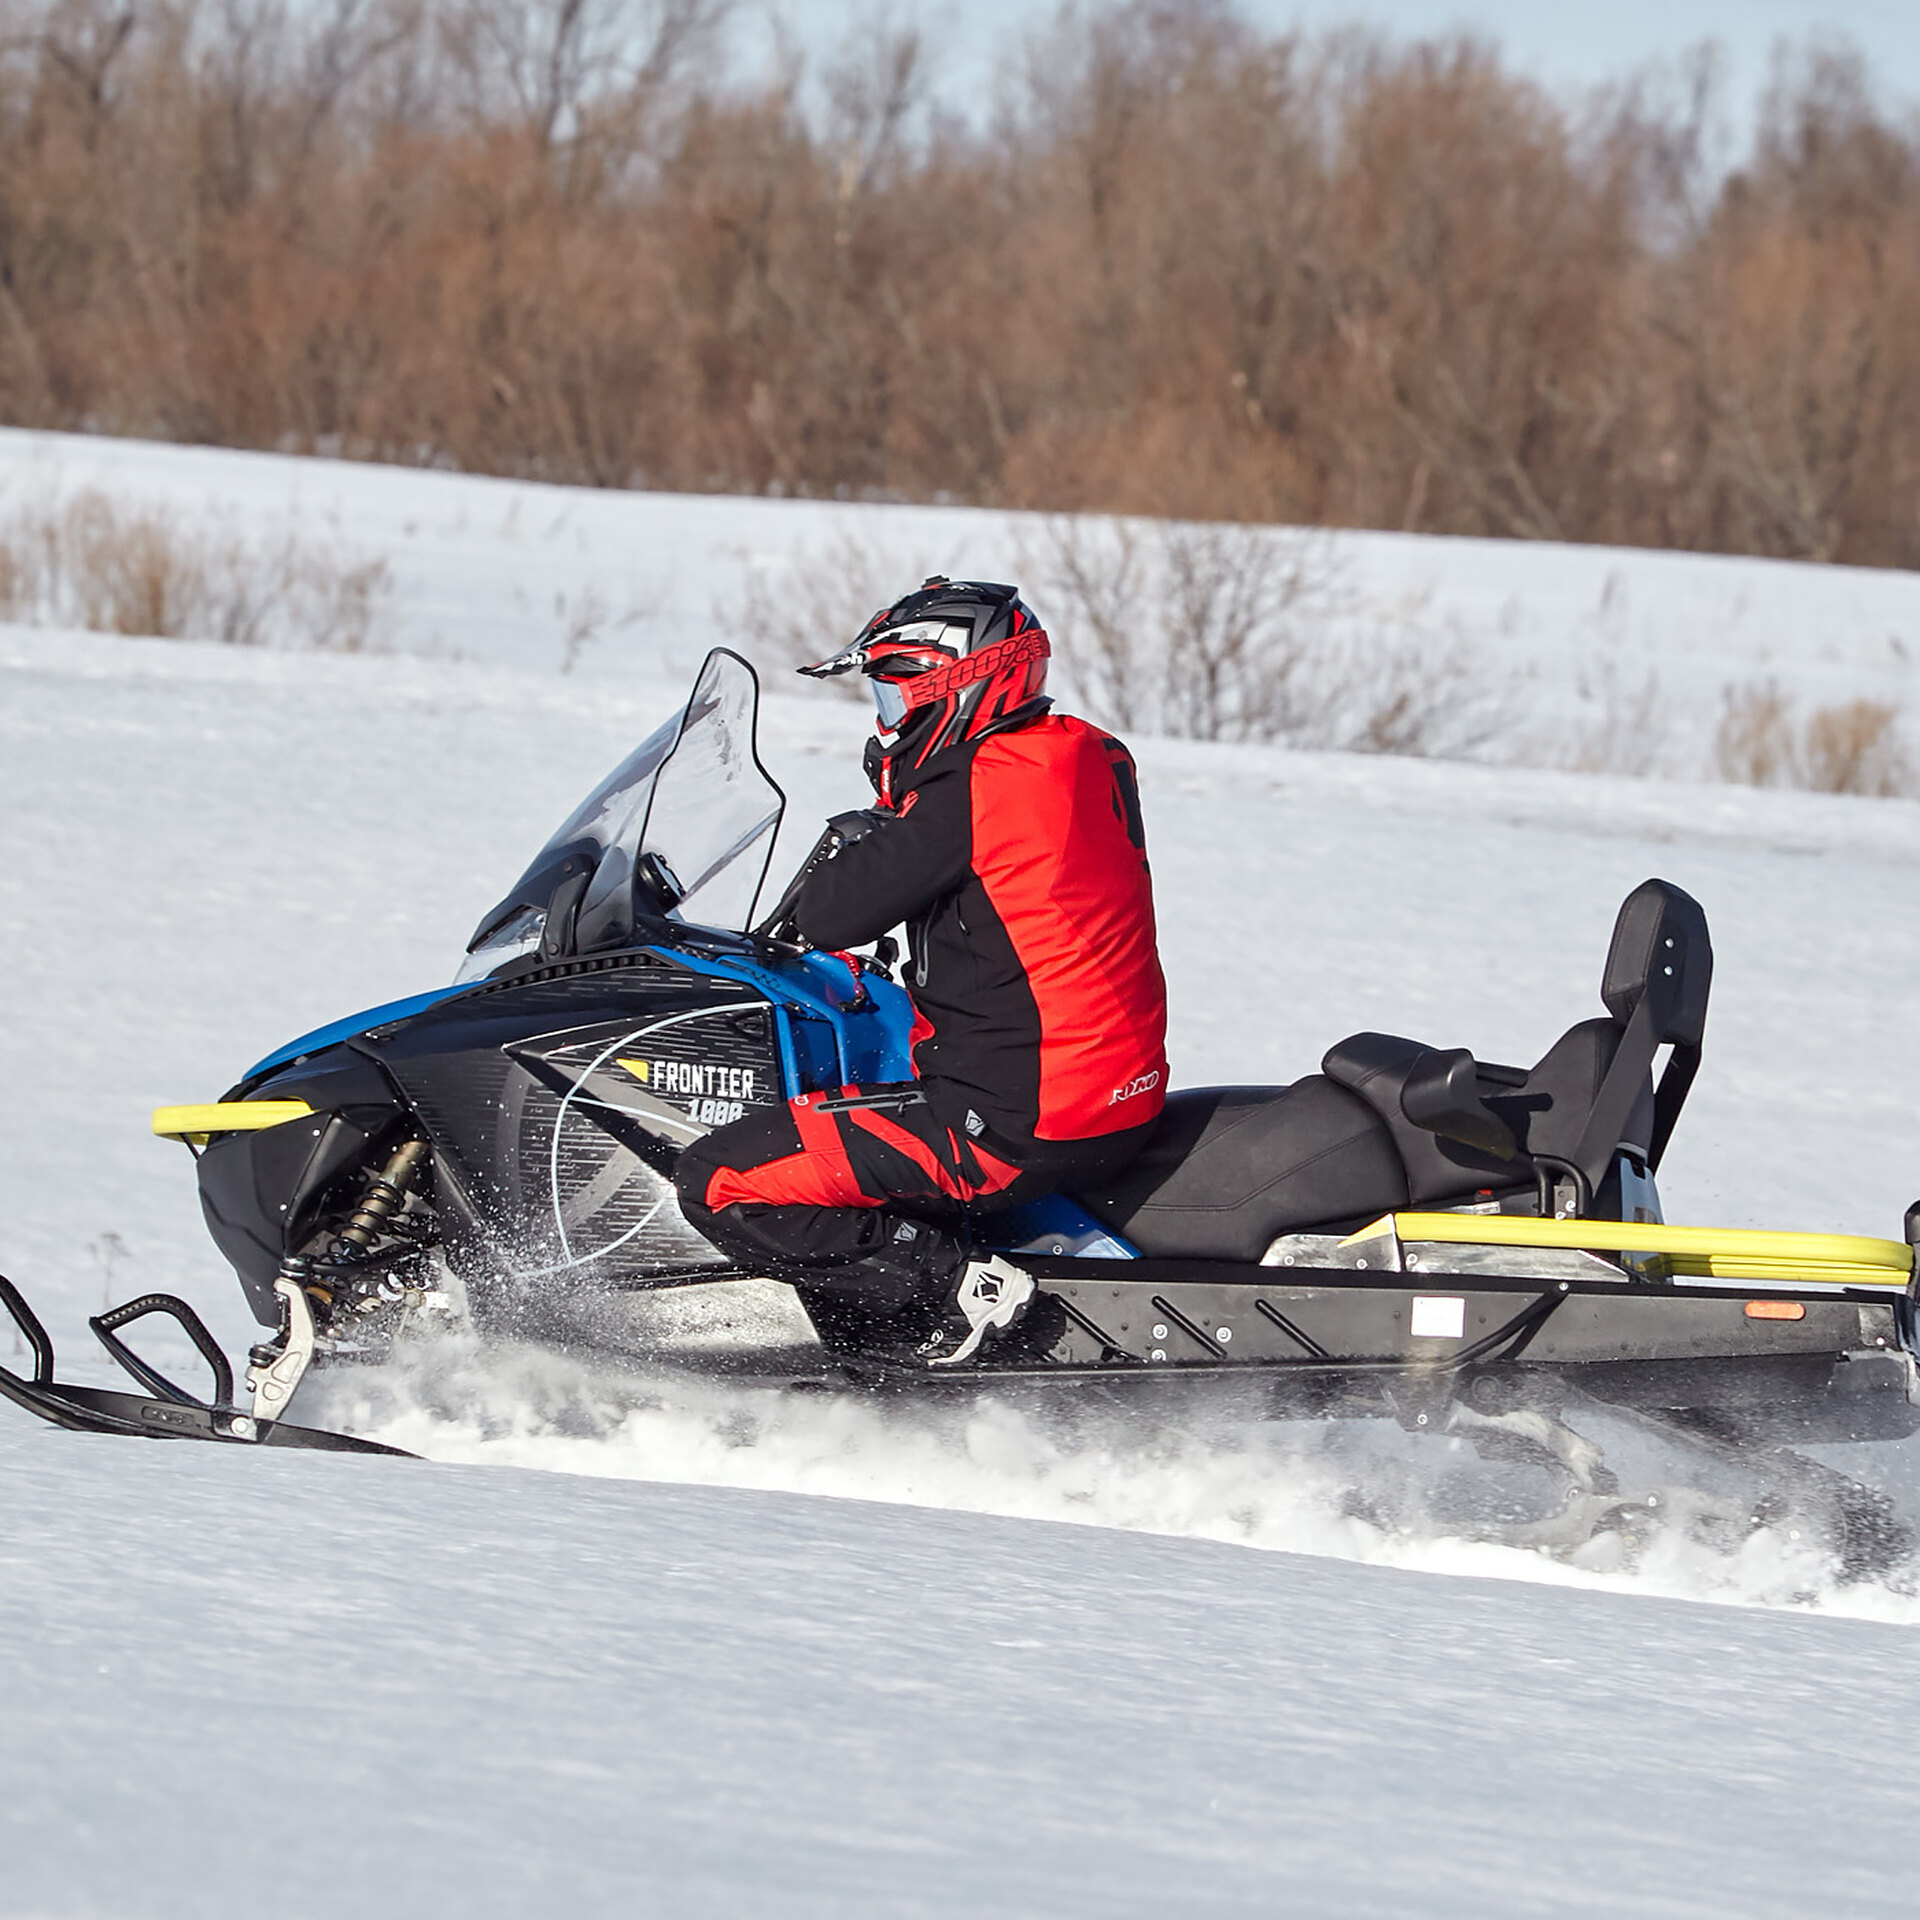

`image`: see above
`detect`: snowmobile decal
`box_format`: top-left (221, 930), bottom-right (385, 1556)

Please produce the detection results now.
top-left (617, 1055), bottom-right (758, 1112)
top-left (516, 1000), bottom-right (773, 1274)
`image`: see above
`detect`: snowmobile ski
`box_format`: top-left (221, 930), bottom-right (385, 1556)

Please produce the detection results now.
top-left (0, 1276), bottom-right (411, 1457)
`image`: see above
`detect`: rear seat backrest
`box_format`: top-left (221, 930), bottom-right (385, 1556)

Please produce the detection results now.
top-left (1569, 878), bottom-right (1713, 1192)
top-left (1601, 878), bottom-right (1712, 1051)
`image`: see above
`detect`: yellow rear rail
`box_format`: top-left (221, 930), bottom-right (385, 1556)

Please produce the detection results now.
top-left (1345, 1212), bottom-right (1918, 1290)
top-left (152, 1101), bottom-right (315, 1145)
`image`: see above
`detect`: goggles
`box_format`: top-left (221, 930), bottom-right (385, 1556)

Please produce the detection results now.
top-left (871, 673), bottom-right (912, 730)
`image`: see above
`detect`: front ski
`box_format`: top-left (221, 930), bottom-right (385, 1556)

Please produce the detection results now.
top-left (0, 1275), bottom-right (410, 1458)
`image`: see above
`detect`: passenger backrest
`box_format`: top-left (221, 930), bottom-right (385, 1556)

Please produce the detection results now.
top-left (1568, 878), bottom-right (1712, 1193)
top-left (1323, 1031), bottom-right (1521, 1204)
top-left (1601, 878), bottom-right (1711, 1050)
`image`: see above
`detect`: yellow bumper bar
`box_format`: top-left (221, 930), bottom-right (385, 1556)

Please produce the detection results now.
top-left (1345, 1212), bottom-right (1918, 1290)
top-left (152, 1101), bottom-right (316, 1144)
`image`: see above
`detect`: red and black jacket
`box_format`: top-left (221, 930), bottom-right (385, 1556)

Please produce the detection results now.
top-left (794, 715), bottom-right (1169, 1149)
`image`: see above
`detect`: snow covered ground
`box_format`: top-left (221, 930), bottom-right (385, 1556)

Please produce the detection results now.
top-left (15, 1430), bottom-right (1920, 1920)
top-left (2, 426), bottom-right (1916, 767)
top-left (4, 436), bottom-right (1920, 1914)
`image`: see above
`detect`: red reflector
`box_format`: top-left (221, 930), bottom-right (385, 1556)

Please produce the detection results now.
top-left (1744, 1300), bottom-right (1806, 1321)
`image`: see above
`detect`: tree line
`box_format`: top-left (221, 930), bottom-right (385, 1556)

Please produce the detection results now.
top-left (4, 0), bottom-right (1918, 567)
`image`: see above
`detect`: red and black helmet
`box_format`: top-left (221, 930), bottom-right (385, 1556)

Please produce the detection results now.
top-left (800, 578), bottom-right (1050, 793)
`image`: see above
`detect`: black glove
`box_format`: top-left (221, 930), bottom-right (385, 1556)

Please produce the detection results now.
top-left (823, 808), bottom-right (887, 854)
top-left (755, 812), bottom-right (887, 944)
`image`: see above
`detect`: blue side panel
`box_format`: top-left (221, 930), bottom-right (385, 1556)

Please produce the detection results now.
top-left (991, 1191), bottom-right (1139, 1260)
top-left (664, 947), bottom-right (916, 1095)
top-left (835, 972), bottom-right (917, 1084)
top-left (245, 949), bottom-right (914, 1094)
top-left (243, 986), bottom-right (475, 1081)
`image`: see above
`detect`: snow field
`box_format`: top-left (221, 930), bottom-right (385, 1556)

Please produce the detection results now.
top-left (2, 425), bottom-right (1917, 768)
top-left (5, 436), bottom-right (1920, 1911)
top-left (11, 1426), bottom-right (1920, 1920)
top-left (7, 616), bottom-right (1920, 1609)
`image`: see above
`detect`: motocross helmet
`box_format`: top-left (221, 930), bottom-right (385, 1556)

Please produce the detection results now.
top-left (799, 577), bottom-right (1050, 800)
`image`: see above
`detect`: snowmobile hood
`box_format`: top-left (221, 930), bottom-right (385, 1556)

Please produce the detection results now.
top-left (241, 985), bottom-right (475, 1084)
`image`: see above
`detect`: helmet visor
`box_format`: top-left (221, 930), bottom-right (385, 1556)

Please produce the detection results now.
top-left (871, 674), bottom-right (912, 731)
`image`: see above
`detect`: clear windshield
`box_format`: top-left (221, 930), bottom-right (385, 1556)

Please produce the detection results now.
top-left (638, 654), bottom-right (785, 930)
top-left (459, 650), bottom-right (785, 979)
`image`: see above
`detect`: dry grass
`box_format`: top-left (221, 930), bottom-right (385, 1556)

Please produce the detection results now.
top-left (1563, 665), bottom-right (1671, 778)
top-left (0, 491), bottom-right (392, 650)
top-left (1714, 679), bottom-right (1913, 796)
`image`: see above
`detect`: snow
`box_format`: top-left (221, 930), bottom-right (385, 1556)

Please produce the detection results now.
top-left (3, 425), bottom-right (1915, 761)
top-left (13, 1431), bottom-right (1920, 1920)
top-left (4, 433), bottom-right (1920, 1913)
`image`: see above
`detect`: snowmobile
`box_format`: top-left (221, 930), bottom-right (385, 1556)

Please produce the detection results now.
top-left (6, 649), bottom-right (1919, 1567)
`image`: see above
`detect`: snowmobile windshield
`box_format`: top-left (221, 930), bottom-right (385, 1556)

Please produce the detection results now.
top-left (459, 649), bottom-right (785, 977)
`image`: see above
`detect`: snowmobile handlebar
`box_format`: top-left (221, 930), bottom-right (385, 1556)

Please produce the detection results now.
top-left (753, 810), bottom-right (887, 951)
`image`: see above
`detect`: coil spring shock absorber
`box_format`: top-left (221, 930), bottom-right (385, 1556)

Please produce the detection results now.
top-left (281, 1137), bottom-right (432, 1326)
top-left (334, 1137), bottom-right (431, 1260)
top-left (249, 1139), bottom-right (434, 1411)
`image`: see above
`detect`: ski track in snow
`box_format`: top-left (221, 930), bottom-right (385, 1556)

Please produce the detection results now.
top-left (5, 433), bottom-right (1920, 1912)
top-left (304, 1329), bottom-right (1920, 1624)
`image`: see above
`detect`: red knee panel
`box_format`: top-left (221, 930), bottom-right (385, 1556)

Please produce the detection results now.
top-left (958, 1136), bottom-right (1024, 1199)
top-left (845, 1109), bottom-right (1024, 1203)
top-left (847, 1107), bottom-right (972, 1200)
top-left (700, 1093), bottom-right (871, 1211)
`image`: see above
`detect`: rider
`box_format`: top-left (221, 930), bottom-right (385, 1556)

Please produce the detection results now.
top-left (674, 577), bottom-right (1169, 1362)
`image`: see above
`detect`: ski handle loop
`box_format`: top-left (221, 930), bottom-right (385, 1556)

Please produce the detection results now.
top-left (0, 1274), bottom-right (56, 1387)
top-left (89, 1294), bottom-right (236, 1411)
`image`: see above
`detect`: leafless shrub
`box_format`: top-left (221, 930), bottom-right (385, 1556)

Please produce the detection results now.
top-left (714, 524), bottom-right (936, 693)
top-left (553, 582), bottom-right (653, 674)
top-left (1714, 679), bottom-right (1797, 787)
top-left (1025, 515), bottom-right (1503, 757)
top-left (1564, 664), bottom-right (1671, 777)
top-left (1019, 517), bottom-right (1153, 729)
top-left (0, 490), bottom-right (393, 650)
top-left (1714, 678), bottom-right (1912, 795)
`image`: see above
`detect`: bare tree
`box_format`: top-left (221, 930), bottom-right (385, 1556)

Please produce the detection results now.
top-left (434, 0), bottom-right (725, 158)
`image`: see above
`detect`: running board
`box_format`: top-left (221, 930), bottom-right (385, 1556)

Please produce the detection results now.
top-left (0, 1275), bottom-right (411, 1458)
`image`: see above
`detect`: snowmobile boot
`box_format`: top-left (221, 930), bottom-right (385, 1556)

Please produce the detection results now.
top-left (816, 1214), bottom-right (967, 1316)
top-left (920, 1254), bottom-right (1038, 1367)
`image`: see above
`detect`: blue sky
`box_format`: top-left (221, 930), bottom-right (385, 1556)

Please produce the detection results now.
top-left (746, 0), bottom-right (1920, 132)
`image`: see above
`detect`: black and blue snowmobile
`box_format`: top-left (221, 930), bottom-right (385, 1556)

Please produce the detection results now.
top-left (6, 650), bottom-right (1918, 1563)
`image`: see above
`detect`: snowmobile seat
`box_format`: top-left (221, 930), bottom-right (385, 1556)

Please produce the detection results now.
top-left (1072, 1080), bottom-right (1411, 1261)
top-left (1078, 879), bottom-right (1714, 1256)
top-left (1319, 878), bottom-right (1712, 1211)
top-left (1320, 1031), bottom-right (1522, 1204)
